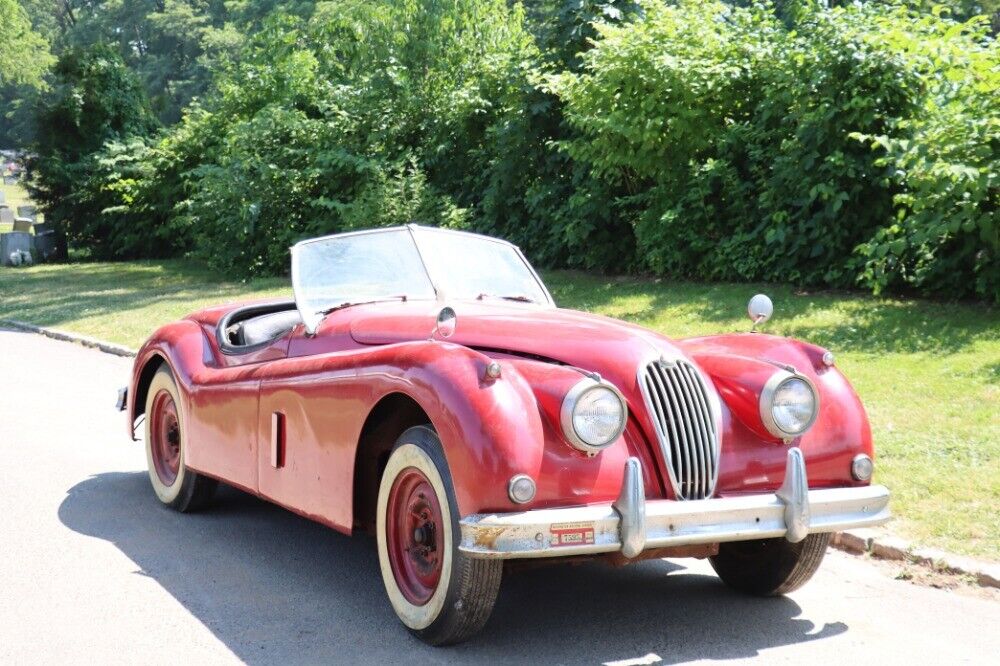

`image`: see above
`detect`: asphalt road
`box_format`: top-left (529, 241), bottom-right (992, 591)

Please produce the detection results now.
top-left (1, 326), bottom-right (998, 665)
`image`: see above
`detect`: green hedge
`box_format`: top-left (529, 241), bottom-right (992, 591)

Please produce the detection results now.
top-left (550, 1), bottom-right (998, 300)
top-left (30, 1), bottom-right (1000, 301)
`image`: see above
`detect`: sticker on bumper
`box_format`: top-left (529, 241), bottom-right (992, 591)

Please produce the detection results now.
top-left (550, 522), bottom-right (595, 547)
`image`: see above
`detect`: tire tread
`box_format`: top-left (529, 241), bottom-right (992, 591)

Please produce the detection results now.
top-left (710, 532), bottom-right (831, 597)
top-left (772, 532), bottom-right (829, 595)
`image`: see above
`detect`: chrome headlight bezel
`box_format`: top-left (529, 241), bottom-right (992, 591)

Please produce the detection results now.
top-left (560, 378), bottom-right (628, 454)
top-left (759, 371), bottom-right (819, 440)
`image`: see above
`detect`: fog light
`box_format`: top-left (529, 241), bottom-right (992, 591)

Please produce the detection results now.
top-left (851, 454), bottom-right (874, 481)
top-left (508, 474), bottom-right (536, 504)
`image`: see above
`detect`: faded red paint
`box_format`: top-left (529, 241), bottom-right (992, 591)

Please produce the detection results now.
top-left (127, 298), bottom-right (874, 534)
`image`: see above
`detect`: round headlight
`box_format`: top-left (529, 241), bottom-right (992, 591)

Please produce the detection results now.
top-left (760, 373), bottom-right (818, 439)
top-left (560, 379), bottom-right (627, 454)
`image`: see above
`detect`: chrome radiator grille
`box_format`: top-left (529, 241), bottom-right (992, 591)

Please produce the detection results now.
top-left (639, 359), bottom-right (720, 500)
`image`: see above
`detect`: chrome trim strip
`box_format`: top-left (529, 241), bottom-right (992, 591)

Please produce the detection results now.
top-left (459, 452), bottom-right (890, 560)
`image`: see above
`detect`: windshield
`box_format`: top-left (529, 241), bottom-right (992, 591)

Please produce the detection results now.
top-left (292, 226), bottom-right (551, 332)
top-left (292, 229), bottom-right (436, 332)
top-left (413, 227), bottom-right (550, 304)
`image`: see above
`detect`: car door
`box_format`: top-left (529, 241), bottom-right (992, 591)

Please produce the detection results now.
top-left (183, 323), bottom-right (293, 493)
top-left (254, 321), bottom-right (370, 532)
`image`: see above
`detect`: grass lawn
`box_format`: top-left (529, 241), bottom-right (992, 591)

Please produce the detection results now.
top-left (1, 260), bottom-right (997, 560)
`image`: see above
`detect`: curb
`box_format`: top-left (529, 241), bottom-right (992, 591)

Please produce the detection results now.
top-left (0, 319), bottom-right (137, 357)
top-left (3, 318), bottom-right (998, 589)
top-left (831, 529), bottom-right (1000, 589)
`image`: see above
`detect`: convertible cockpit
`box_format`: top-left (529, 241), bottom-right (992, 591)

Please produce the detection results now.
top-left (218, 301), bottom-right (301, 350)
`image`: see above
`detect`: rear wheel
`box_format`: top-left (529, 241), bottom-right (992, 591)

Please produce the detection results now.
top-left (710, 533), bottom-right (831, 596)
top-left (144, 366), bottom-right (217, 512)
top-left (376, 426), bottom-right (502, 645)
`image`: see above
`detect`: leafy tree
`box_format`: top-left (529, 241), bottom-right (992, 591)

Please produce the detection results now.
top-left (852, 10), bottom-right (999, 301)
top-left (0, 0), bottom-right (54, 88)
top-left (29, 44), bottom-right (158, 258)
top-left (156, 0), bottom-right (540, 276)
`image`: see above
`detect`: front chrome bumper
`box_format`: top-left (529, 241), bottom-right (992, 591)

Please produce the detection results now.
top-left (459, 447), bottom-right (890, 560)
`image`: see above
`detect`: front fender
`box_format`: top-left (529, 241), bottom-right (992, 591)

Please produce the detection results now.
top-left (677, 334), bottom-right (874, 492)
top-left (343, 343), bottom-right (629, 516)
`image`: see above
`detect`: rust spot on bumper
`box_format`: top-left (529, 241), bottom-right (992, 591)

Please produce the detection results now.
top-left (473, 527), bottom-right (507, 550)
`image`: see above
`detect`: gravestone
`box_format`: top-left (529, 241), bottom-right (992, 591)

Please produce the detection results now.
top-left (1, 232), bottom-right (32, 266)
top-left (16, 205), bottom-right (36, 220)
top-left (12, 218), bottom-right (32, 233)
top-left (0, 190), bottom-right (5, 204)
top-left (3, 175), bottom-right (18, 185)
top-left (31, 222), bottom-right (56, 260)
top-left (0, 207), bottom-right (14, 226)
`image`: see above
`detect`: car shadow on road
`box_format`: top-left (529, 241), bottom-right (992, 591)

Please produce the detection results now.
top-left (59, 472), bottom-right (847, 665)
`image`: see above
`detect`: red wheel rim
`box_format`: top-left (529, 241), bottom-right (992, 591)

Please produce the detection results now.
top-left (386, 467), bottom-right (445, 605)
top-left (150, 389), bottom-right (181, 486)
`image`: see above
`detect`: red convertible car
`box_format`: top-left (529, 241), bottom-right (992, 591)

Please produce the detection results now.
top-left (120, 225), bottom-right (890, 645)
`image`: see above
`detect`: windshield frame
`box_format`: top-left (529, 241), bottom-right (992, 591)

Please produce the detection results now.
top-left (291, 224), bottom-right (555, 334)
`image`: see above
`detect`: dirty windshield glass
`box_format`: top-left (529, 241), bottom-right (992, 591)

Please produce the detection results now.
top-left (414, 227), bottom-right (549, 304)
top-left (293, 229), bottom-right (435, 331)
top-left (293, 226), bottom-right (550, 332)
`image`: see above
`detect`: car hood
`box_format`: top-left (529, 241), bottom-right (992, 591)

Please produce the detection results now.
top-left (347, 300), bottom-right (685, 388)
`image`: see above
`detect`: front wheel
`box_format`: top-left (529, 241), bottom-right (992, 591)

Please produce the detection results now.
top-left (710, 533), bottom-right (831, 596)
top-left (376, 426), bottom-right (502, 646)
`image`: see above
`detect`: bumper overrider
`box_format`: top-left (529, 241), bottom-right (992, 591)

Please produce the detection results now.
top-left (459, 447), bottom-right (890, 559)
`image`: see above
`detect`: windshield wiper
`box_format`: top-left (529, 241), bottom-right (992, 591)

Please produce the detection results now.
top-left (317, 295), bottom-right (407, 316)
top-left (476, 293), bottom-right (536, 304)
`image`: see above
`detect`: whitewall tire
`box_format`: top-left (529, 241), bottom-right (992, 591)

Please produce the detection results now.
top-left (376, 426), bottom-right (502, 645)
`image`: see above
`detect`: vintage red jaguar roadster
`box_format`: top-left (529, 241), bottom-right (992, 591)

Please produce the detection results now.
top-left (120, 225), bottom-right (890, 644)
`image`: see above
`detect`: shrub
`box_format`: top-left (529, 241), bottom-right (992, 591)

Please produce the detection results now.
top-left (174, 1), bottom-right (536, 276)
top-left (42, 1), bottom-right (998, 302)
top-left (551, 1), bottom-right (932, 286)
top-left (852, 11), bottom-right (999, 302)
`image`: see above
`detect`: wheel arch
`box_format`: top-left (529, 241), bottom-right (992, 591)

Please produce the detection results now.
top-left (353, 392), bottom-right (434, 533)
top-left (130, 352), bottom-right (169, 438)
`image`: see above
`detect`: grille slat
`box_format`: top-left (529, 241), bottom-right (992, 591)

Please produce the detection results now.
top-left (671, 365), bottom-right (705, 497)
top-left (658, 365), bottom-right (693, 497)
top-left (683, 363), bottom-right (717, 498)
top-left (640, 359), bottom-right (720, 500)
top-left (677, 364), bottom-right (711, 497)
top-left (647, 369), bottom-right (684, 491)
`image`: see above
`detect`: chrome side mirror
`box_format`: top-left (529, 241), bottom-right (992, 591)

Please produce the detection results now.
top-left (747, 294), bottom-right (773, 332)
top-left (433, 306), bottom-right (457, 339)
